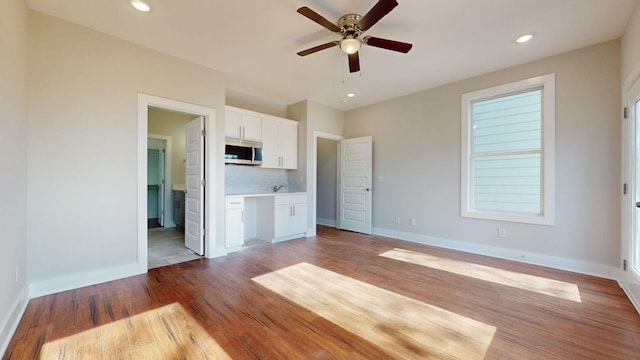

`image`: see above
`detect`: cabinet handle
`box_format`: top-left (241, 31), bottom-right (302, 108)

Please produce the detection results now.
top-left (241, 210), bottom-right (244, 223)
top-left (293, 206), bottom-right (296, 216)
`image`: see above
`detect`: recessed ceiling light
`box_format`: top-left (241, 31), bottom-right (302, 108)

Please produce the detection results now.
top-left (346, 93), bottom-right (356, 98)
top-left (130, 0), bottom-right (151, 12)
top-left (516, 34), bottom-right (533, 43)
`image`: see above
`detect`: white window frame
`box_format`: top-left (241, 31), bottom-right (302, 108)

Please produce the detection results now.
top-left (461, 73), bottom-right (555, 225)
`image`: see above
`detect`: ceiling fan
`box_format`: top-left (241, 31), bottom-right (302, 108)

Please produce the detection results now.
top-left (296, 0), bottom-right (413, 73)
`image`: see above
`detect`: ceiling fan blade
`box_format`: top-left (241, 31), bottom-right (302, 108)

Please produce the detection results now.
top-left (297, 41), bottom-right (339, 56)
top-left (363, 36), bottom-right (413, 53)
top-left (348, 52), bottom-right (360, 73)
top-left (356, 0), bottom-right (398, 32)
top-left (297, 7), bottom-right (341, 33)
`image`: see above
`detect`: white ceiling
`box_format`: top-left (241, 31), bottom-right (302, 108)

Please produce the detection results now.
top-left (26, 0), bottom-right (639, 111)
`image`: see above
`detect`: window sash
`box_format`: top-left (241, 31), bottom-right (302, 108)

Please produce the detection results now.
top-left (461, 74), bottom-right (555, 226)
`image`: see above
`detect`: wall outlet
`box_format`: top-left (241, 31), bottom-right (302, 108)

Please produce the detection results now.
top-left (498, 227), bottom-right (507, 238)
top-left (410, 218), bottom-right (416, 226)
top-left (395, 216), bottom-right (400, 224)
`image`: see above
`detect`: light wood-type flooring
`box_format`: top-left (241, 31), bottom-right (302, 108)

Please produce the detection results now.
top-left (4, 226), bottom-right (640, 359)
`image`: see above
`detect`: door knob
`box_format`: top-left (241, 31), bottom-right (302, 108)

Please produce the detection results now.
top-left (365, 188), bottom-right (371, 192)
top-left (636, 201), bottom-right (640, 208)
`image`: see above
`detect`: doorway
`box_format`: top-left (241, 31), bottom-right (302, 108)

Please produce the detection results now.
top-left (137, 94), bottom-right (217, 272)
top-left (312, 132), bottom-right (343, 234)
top-left (147, 136), bottom-right (169, 229)
top-left (624, 76), bottom-right (640, 309)
top-left (316, 137), bottom-right (339, 227)
top-left (312, 132), bottom-right (373, 235)
top-left (147, 108), bottom-right (203, 268)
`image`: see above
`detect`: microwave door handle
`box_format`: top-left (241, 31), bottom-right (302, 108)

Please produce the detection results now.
top-left (251, 145), bottom-right (255, 164)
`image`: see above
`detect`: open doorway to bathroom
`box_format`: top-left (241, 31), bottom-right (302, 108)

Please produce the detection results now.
top-left (147, 107), bottom-right (202, 269)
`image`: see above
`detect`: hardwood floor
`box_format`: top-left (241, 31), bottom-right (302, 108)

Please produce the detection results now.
top-left (4, 226), bottom-right (640, 359)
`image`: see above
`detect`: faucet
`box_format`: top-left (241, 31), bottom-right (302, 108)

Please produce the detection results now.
top-left (272, 184), bottom-right (284, 192)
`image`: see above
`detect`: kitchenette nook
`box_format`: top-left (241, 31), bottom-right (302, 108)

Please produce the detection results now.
top-left (223, 106), bottom-right (307, 253)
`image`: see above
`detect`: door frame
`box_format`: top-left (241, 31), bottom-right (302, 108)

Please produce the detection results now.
top-left (148, 134), bottom-right (174, 228)
top-left (310, 131), bottom-right (343, 236)
top-left (138, 94), bottom-right (217, 271)
top-left (622, 74), bottom-right (640, 313)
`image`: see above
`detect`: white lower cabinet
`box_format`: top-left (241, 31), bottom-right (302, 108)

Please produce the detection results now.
top-left (274, 199), bottom-right (307, 238)
top-left (256, 193), bottom-right (307, 243)
top-left (225, 196), bottom-right (244, 251)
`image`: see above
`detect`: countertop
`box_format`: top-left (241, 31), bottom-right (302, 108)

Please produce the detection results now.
top-left (226, 191), bottom-right (306, 198)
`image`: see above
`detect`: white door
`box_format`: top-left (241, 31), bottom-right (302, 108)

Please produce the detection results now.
top-left (158, 142), bottom-right (166, 227)
top-left (185, 116), bottom-right (204, 255)
top-left (338, 136), bottom-right (372, 234)
top-left (626, 78), bottom-right (640, 306)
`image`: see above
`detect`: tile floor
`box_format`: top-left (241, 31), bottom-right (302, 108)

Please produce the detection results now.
top-left (148, 227), bottom-right (202, 269)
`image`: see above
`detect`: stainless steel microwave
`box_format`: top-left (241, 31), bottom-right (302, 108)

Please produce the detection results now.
top-left (225, 138), bottom-right (263, 165)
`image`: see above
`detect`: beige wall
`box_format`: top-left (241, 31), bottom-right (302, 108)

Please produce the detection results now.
top-left (622, 3), bottom-right (640, 86)
top-left (148, 107), bottom-right (198, 186)
top-left (288, 100), bottom-right (344, 235)
top-left (0, 0), bottom-right (29, 351)
top-left (344, 40), bottom-right (621, 274)
top-left (27, 12), bottom-right (226, 285)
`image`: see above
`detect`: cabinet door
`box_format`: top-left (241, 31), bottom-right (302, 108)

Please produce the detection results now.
top-left (279, 121), bottom-right (298, 169)
top-left (225, 208), bottom-right (244, 248)
top-left (241, 113), bottom-right (262, 141)
top-left (274, 204), bottom-right (292, 238)
top-left (261, 117), bottom-right (280, 168)
top-left (291, 204), bottom-right (307, 234)
top-left (225, 109), bottom-right (242, 138)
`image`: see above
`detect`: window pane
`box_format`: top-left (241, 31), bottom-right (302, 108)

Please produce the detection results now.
top-left (473, 153), bottom-right (541, 214)
top-left (473, 90), bottom-right (541, 154)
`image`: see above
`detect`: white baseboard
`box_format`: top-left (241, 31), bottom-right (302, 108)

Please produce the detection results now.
top-left (0, 285), bottom-right (28, 357)
top-left (373, 227), bottom-right (620, 280)
top-left (29, 262), bottom-right (147, 299)
top-left (207, 246), bottom-right (228, 259)
top-left (316, 218), bottom-right (336, 227)
top-left (621, 283), bottom-right (640, 315)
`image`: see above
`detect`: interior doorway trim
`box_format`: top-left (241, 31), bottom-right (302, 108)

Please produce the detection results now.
top-left (148, 134), bottom-right (174, 228)
top-left (138, 93), bottom-right (217, 271)
top-left (310, 131), bottom-right (343, 237)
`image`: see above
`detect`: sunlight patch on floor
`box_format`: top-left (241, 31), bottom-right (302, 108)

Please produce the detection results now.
top-left (40, 303), bottom-right (230, 359)
top-left (380, 248), bottom-right (582, 303)
top-left (252, 262), bottom-right (496, 359)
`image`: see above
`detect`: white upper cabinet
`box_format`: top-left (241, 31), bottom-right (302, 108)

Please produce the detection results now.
top-left (261, 116), bottom-right (298, 169)
top-left (225, 107), bottom-right (261, 141)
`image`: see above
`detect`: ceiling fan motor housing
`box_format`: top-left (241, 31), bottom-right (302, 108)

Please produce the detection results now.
top-left (338, 14), bottom-right (362, 37)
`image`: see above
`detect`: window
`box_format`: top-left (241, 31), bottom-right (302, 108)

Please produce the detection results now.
top-left (461, 74), bottom-right (555, 225)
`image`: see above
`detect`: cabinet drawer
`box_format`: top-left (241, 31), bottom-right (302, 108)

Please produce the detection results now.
top-left (225, 196), bottom-right (244, 209)
top-left (274, 194), bottom-right (306, 205)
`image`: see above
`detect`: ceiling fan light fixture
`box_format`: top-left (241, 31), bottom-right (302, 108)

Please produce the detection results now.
top-left (340, 37), bottom-right (361, 55)
top-left (130, 0), bottom-right (151, 12)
